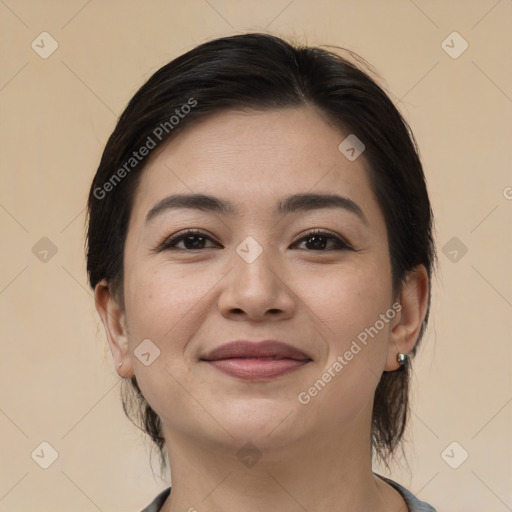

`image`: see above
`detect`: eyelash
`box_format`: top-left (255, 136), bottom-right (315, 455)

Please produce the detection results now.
top-left (157, 228), bottom-right (353, 252)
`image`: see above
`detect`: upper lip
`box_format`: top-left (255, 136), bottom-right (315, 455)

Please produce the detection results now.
top-left (201, 340), bottom-right (311, 361)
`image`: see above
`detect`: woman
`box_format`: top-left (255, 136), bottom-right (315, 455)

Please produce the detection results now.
top-left (86, 32), bottom-right (438, 512)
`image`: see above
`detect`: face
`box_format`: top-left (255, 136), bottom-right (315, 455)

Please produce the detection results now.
top-left (116, 105), bottom-right (400, 453)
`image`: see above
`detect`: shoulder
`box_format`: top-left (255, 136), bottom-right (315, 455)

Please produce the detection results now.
top-left (375, 473), bottom-right (437, 512)
top-left (139, 487), bottom-right (171, 512)
top-left (139, 479), bottom-right (437, 512)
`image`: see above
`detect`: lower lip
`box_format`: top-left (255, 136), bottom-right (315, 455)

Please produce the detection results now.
top-left (204, 358), bottom-right (310, 380)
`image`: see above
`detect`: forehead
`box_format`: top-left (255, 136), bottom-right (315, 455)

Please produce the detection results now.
top-left (129, 106), bottom-right (378, 223)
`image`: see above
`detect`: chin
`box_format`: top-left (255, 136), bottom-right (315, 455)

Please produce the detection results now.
top-left (212, 398), bottom-right (303, 446)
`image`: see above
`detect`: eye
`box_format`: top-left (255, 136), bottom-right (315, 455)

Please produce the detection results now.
top-left (293, 229), bottom-right (352, 251)
top-left (158, 229), bottom-right (219, 251)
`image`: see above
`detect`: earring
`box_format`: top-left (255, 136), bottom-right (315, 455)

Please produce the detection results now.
top-left (118, 362), bottom-right (123, 367)
top-left (396, 353), bottom-right (408, 366)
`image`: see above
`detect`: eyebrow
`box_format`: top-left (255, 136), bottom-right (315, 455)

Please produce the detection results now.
top-left (145, 193), bottom-right (368, 225)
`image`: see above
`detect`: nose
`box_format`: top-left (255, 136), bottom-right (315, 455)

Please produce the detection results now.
top-left (217, 244), bottom-right (296, 322)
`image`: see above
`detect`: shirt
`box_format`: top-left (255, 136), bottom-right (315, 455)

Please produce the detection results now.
top-left (140, 473), bottom-right (437, 511)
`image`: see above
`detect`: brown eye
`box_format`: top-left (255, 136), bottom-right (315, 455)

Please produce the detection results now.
top-left (160, 230), bottom-right (219, 251)
top-left (293, 230), bottom-right (352, 251)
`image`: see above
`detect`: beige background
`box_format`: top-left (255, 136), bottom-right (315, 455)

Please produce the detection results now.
top-left (1, 1), bottom-right (511, 511)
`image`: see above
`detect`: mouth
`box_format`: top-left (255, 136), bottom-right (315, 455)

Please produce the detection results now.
top-left (200, 340), bottom-right (312, 381)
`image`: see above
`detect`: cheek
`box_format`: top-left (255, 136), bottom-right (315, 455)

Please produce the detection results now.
top-left (295, 265), bottom-right (393, 424)
top-left (301, 256), bottom-right (393, 383)
top-left (124, 260), bottom-right (208, 334)
top-left (122, 262), bottom-right (211, 417)
top-left (302, 256), bottom-right (392, 332)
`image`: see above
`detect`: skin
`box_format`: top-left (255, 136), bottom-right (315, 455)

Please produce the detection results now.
top-left (95, 105), bottom-right (429, 512)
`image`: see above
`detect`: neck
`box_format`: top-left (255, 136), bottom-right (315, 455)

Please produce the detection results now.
top-left (160, 404), bottom-right (406, 512)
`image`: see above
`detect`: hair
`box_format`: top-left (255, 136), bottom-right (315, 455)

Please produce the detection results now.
top-left (86, 32), bottom-right (437, 476)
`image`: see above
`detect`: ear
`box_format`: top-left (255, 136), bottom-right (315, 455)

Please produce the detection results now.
top-left (384, 265), bottom-right (430, 371)
top-left (94, 279), bottom-right (134, 378)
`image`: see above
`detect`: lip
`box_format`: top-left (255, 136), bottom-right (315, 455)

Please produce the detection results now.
top-left (200, 340), bottom-right (312, 381)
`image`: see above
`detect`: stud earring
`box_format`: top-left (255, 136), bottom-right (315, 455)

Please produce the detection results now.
top-left (118, 362), bottom-right (123, 367)
top-left (396, 353), bottom-right (408, 366)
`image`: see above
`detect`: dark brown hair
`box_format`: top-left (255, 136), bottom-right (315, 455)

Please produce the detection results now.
top-left (86, 32), bottom-right (436, 476)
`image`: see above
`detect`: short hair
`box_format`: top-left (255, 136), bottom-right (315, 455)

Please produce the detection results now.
top-left (86, 32), bottom-right (437, 475)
